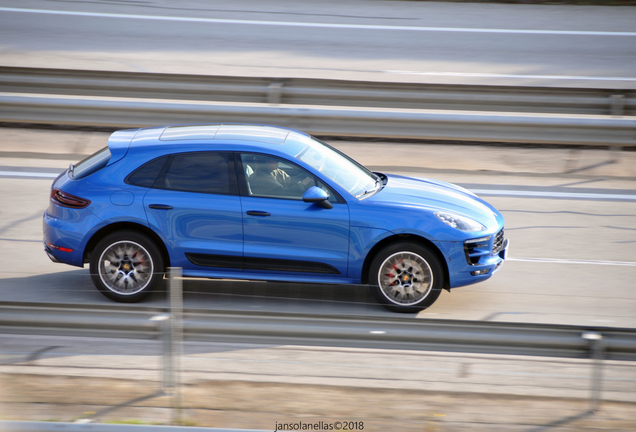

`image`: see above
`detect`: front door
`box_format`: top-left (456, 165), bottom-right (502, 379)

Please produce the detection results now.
top-left (238, 153), bottom-right (350, 278)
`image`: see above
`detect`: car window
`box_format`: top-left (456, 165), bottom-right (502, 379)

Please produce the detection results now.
top-left (70, 146), bottom-right (111, 180)
top-left (285, 134), bottom-right (379, 199)
top-left (160, 152), bottom-right (236, 195)
top-left (240, 153), bottom-right (324, 200)
top-left (126, 155), bottom-right (169, 188)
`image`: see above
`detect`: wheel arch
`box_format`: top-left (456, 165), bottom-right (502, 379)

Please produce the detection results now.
top-left (83, 222), bottom-right (170, 270)
top-left (361, 234), bottom-right (450, 291)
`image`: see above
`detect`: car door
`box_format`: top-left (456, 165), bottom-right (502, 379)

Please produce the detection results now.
top-left (237, 153), bottom-right (351, 278)
top-left (143, 151), bottom-right (244, 271)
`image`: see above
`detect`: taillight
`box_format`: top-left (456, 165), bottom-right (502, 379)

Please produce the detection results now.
top-left (51, 188), bottom-right (91, 209)
top-left (46, 242), bottom-right (73, 253)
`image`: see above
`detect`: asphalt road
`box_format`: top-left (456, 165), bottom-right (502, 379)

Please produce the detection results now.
top-left (0, 0), bottom-right (635, 88)
top-left (1, 129), bottom-right (635, 328)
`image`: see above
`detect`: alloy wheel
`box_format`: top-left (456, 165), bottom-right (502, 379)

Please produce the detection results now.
top-left (98, 240), bottom-right (154, 295)
top-left (377, 251), bottom-right (433, 305)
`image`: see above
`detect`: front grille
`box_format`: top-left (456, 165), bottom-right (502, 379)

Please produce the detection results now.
top-left (492, 229), bottom-right (505, 254)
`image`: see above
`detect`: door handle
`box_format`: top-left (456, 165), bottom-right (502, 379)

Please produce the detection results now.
top-left (246, 210), bottom-right (271, 217)
top-left (148, 204), bottom-right (173, 210)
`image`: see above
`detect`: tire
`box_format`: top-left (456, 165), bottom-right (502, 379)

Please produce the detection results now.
top-left (90, 230), bottom-right (164, 303)
top-left (369, 241), bottom-right (443, 313)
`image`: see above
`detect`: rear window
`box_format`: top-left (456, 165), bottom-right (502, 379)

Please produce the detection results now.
top-left (126, 156), bottom-right (169, 188)
top-left (70, 147), bottom-right (111, 180)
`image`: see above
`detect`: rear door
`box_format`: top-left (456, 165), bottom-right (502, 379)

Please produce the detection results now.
top-left (143, 151), bottom-right (244, 271)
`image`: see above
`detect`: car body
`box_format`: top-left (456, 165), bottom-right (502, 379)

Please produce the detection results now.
top-left (43, 124), bottom-right (508, 312)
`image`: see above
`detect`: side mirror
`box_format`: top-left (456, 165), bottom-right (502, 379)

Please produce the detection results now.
top-left (302, 186), bottom-right (333, 209)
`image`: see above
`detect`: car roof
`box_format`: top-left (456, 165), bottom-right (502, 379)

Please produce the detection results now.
top-left (107, 124), bottom-right (312, 164)
top-left (158, 124), bottom-right (295, 145)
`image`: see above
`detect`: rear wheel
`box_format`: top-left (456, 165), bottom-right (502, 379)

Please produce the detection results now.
top-left (369, 241), bottom-right (443, 313)
top-left (90, 230), bottom-right (164, 303)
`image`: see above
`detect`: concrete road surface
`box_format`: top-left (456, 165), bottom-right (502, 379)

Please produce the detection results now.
top-left (1, 128), bottom-right (636, 430)
top-left (1, 128), bottom-right (635, 327)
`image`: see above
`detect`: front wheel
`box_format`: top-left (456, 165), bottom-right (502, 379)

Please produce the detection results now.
top-left (90, 230), bottom-right (164, 303)
top-left (369, 242), bottom-right (443, 313)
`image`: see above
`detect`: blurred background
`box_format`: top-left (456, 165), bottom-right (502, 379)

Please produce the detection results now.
top-left (0, 0), bottom-right (635, 431)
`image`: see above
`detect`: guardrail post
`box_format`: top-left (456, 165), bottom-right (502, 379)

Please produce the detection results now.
top-left (168, 267), bottom-right (184, 425)
top-left (610, 94), bottom-right (625, 116)
top-left (267, 81), bottom-right (284, 104)
top-left (582, 332), bottom-right (604, 412)
top-left (609, 94), bottom-right (625, 161)
top-left (149, 314), bottom-right (172, 393)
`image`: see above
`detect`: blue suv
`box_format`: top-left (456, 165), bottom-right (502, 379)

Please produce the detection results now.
top-left (43, 124), bottom-right (508, 312)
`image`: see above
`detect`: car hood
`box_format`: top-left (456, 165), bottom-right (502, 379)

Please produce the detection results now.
top-left (364, 174), bottom-right (500, 227)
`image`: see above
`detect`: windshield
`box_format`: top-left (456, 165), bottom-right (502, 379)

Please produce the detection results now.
top-left (293, 137), bottom-right (379, 199)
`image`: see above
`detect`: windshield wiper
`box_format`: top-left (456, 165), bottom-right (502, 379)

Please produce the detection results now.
top-left (356, 178), bottom-right (382, 199)
top-left (68, 163), bottom-right (75, 178)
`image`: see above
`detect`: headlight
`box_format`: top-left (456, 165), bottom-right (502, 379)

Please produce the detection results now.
top-left (435, 212), bottom-right (486, 232)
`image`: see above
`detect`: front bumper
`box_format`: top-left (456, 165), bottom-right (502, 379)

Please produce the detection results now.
top-left (442, 236), bottom-right (509, 289)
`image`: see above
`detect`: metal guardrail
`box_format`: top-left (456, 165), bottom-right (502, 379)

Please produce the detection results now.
top-left (0, 67), bottom-right (634, 115)
top-left (0, 67), bottom-right (634, 146)
top-left (1, 302), bottom-right (635, 361)
top-left (1, 92), bottom-right (635, 146)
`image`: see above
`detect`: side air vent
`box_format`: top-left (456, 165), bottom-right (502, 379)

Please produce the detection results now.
top-left (464, 236), bottom-right (491, 266)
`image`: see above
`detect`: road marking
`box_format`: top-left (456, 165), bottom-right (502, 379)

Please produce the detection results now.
top-left (508, 257), bottom-right (636, 267)
top-left (471, 189), bottom-right (636, 201)
top-left (2, 7), bottom-right (636, 37)
top-left (386, 70), bottom-right (636, 83)
top-left (0, 171), bottom-right (59, 178)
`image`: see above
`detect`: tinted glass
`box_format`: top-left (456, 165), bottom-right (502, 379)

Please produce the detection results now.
top-left (71, 146), bottom-right (111, 180)
top-left (126, 155), bottom-right (169, 188)
top-left (163, 152), bottom-right (233, 195)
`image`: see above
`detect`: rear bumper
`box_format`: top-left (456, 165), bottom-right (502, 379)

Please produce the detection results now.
top-left (42, 211), bottom-right (89, 267)
top-left (43, 240), bottom-right (62, 263)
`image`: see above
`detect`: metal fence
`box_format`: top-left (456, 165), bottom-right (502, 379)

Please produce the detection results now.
top-left (1, 67), bottom-right (634, 115)
top-left (0, 67), bottom-right (634, 146)
top-left (1, 300), bottom-right (635, 361)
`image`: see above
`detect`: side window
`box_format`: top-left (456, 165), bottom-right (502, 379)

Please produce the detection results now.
top-left (160, 152), bottom-right (236, 195)
top-left (240, 153), bottom-right (335, 201)
top-left (126, 155), bottom-right (169, 188)
top-left (315, 178), bottom-right (339, 203)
